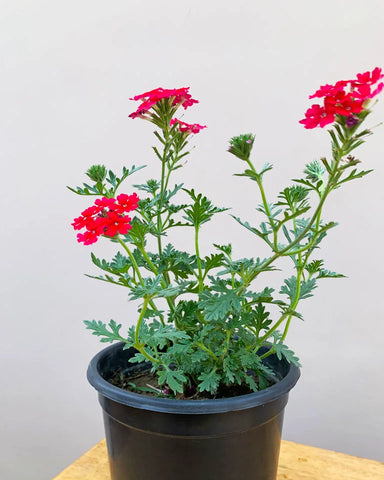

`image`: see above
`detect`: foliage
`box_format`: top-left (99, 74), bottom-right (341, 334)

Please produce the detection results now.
top-left (70, 77), bottom-right (381, 396)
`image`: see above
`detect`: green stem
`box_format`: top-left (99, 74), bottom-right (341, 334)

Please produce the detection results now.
top-left (256, 130), bottom-right (355, 357)
top-left (244, 178), bottom-right (333, 292)
top-left (157, 158), bottom-right (166, 254)
top-left (197, 341), bottom-right (218, 362)
top-left (133, 297), bottom-right (158, 364)
top-left (246, 158), bottom-right (278, 248)
top-left (197, 311), bottom-right (207, 325)
top-left (220, 330), bottom-right (231, 360)
top-left (138, 246), bottom-right (175, 311)
top-left (195, 226), bottom-right (203, 291)
top-left (118, 238), bottom-right (144, 285)
top-left (118, 238), bottom-right (165, 326)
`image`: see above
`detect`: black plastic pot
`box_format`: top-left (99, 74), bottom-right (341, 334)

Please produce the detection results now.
top-left (87, 342), bottom-right (300, 480)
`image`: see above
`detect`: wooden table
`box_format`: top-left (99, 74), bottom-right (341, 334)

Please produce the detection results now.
top-left (53, 439), bottom-right (384, 480)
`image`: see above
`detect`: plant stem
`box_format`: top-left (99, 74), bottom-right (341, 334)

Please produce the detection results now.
top-left (195, 226), bottom-right (203, 291)
top-left (117, 238), bottom-right (165, 326)
top-left (196, 341), bottom-right (218, 362)
top-left (118, 238), bottom-right (144, 284)
top-left (256, 141), bottom-right (347, 348)
top-left (133, 297), bottom-right (158, 363)
top-left (138, 246), bottom-right (175, 311)
top-left (157, 158), bottom-right (166, 254)
top-left (246, 158), bottom-right (278, 248)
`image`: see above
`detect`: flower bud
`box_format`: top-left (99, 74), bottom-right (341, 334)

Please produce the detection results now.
top-left (86, 165), bottom-right (107, 182)
top-left (228, 134), bottom-right (255, 161)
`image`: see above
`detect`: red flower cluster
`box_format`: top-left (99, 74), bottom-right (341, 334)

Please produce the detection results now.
top-left (129, 87), bottom-right (198, 119)
top-left (300, 67), bottom-right (384, 129)
top-left (170, 118), bottom-right (207, 134)
top-left (72, 193), bottom-right (139, 245)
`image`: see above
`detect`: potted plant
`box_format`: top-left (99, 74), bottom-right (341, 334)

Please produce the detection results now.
top-left (70, 69), bottom-right (383, 480)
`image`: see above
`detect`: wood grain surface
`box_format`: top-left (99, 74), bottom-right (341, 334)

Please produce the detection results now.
top-left (53, 438), bottom-right (384, 480)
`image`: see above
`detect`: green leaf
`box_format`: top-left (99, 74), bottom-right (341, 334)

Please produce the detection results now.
top-left (277, 185), bottom-right (310, 210)
top-left (202, 253), bottom-right (225, 275)
top-left (243, 373), bottom-right (258, 391)
top-left (305, 260), bottom-right (324, 277)
top-left (168, 300), bottom-right (200, 330)
top-left (91, 254), bottom-right (118, 274)
top-left (67, 182), bottom-right (103, 196)
top-left (231, 216), bottom-right (273, 246)
top-left (183, 189), bottom-right (229, 228)
top-left (129, 276), bottom-right (187, 300)
top-left (300, 278), bottom-right (317, 299)
top-left (270, 337), bottom-right (301, 367)
top-left (213, 243), bottom-right (232, 257)
top-left (110, 252), bottom-right (131, 272)
top-left (280, 276), bottom-right (317, 301)
top-left (143, 322), bottom-right (189, 349)
top-left (147, 244), bottom-right (196, 280)
top-left (199, 276), bottom-right (243, 321)
top-left (133, 179), bottom-right (160, 195)
top-left (245, 287), bottom-right (277, 304)
top-left (336, 168), bottom-right (373, 186)
top-left (124, 218), bottom-right (155, 247)
top-left (253, 303), bottom-right (271, 331)
top-left (199, 287), bottom-right (243, 322)
top-left (84, 319), bottom-right (127, 343)
top-left (317, 269), bottom-right (345, 279)
top-left (304, 160), bottom-right (326, 184)
top-left (157, 368), bottom-right (186, 394)
top-left (198, 368), bottom-right (220, 394)
top-left (106, 165), bottom-right (146, 193)
top-left (85, 273), bottom-right (130, 288)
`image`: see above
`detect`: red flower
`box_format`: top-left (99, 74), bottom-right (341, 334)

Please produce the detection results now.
top-left (95, 197), bottom-right (117, 209)
top-left (324, 91), bottom-right (364, 116)
top-left (116, 193), bottom-right (139, 213)
top-left (103, 211), bottom-right (133, 237)
top-left (129, 87), bottom-right (198, 119)
top-left (309, 80), bottom-right (349, 99)
top-left (76, 230), bottom-right (99, 246)
top-left (170, 118), bottom-right (207, 134)
top-left (299, 104), bottom-right (335, 129)
top-left (300, 67), bottom-right (384, 129)
top-left (72, 193), bottom-right (139, 245)
top-left (355, 67), bottom-right (383, 85)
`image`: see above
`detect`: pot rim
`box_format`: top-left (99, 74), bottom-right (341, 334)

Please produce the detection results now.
top-left (87, 342), bottom-right (300, 415)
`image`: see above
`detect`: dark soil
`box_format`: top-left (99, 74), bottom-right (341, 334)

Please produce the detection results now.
top-left (109, 368), bottom-right (274, 400)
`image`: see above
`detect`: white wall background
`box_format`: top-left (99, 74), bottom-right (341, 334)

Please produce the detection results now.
top-left (1, 1), bottom-right (384, 479)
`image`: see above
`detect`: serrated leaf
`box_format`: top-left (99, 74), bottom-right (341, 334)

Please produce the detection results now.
top-left (154, 244), bottom-right (196, 280)
top-left (144, 322), bottom-right (189, 349)
top-left (213, 243), bottom-right (232, 257)
top-left (84, 319), bottom-right (127, 343)
top-left (198, 368), bottom-right (220, 394)
top-left (157, 368), bottom-right (186, 394)
top-left (304, 160), bottom-right (326, 183)
top-left (280, 276), bottom-right (317, 301)
top-left (199, 288), bottom-right (243, 322)
top-left (183, 189), bottom-right (229, 227)
top-left (305, 260), bottom-right (324, 276)
top-left (202, 253), bottom-right (225, 274)
top-left (318, 269), bottom-right (345, 279)
top-left (129, 276), bottom-right (187, 300)
top-left (270, 338), bottom-right (301, 367)
top-left (336, 168), bottom-right (373, 186)
top-left (231, 216), bottom-right (273, 245)
top-left (133, 178), bottom-right (161, 195)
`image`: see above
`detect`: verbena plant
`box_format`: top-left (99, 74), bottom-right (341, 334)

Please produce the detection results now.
top-left (70, 71), bottom-right (383, 396)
